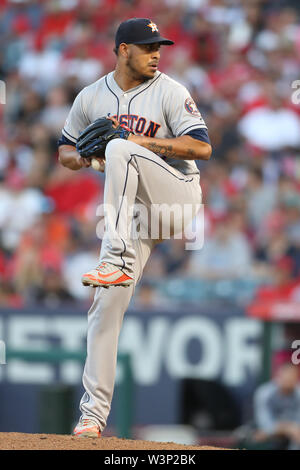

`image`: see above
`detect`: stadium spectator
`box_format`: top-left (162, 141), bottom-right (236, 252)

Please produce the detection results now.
top-left (245, 167), bottom-right (278, 230)
top-left (187, 214), bottom-right (252, 280)
top-left (252, 363), bottom-right (300, 450)
top-left (29, 268), bottom-right (75, 308)
top-left (238, 86), bottom-right (300, 151)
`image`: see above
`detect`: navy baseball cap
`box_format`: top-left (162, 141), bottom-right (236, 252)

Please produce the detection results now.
top-left (115, 18), bottom-right (174, 48)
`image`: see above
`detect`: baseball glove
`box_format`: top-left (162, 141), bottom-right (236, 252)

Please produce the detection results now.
top-left (76, 117), bottom-right (133, 159)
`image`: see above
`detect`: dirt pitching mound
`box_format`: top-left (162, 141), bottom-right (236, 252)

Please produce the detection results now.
top-left (0, 432), bottom-right (230, 450)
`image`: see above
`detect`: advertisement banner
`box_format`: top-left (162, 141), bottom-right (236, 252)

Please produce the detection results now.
top-left (0, 304), bottom-right (262, 433)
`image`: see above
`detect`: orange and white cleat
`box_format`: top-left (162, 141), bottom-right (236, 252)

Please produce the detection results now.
top-left (72, 418), bottom-right (101, 438)
top-left (82, 261), bottom-right (134, 288)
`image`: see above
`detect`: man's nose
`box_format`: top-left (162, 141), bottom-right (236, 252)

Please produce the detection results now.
top-left (152, 49), bottom-right (160, 60)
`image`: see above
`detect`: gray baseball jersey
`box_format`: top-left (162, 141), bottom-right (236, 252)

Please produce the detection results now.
top-left (62, 70), bottom-right (207, 432)
top-left (62, 70), bottom-right (207, 175)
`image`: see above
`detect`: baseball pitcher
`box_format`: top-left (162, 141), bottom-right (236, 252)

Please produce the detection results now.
top-left (58, 17), bottom-right (212, 438)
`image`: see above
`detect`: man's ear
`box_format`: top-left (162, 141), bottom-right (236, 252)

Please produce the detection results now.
top-left (119, 43), bottom-right (129, 59)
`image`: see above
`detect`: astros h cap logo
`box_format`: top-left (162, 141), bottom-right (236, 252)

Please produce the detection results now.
top-left (115, 18), bottom-right (174, 48)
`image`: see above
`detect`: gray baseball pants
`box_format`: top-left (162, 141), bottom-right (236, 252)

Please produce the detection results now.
top-left (79, 138), bottom-right (202, 431)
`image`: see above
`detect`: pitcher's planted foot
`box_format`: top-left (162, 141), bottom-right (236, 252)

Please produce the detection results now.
top-left (73, 418), bottom-right (101, 438)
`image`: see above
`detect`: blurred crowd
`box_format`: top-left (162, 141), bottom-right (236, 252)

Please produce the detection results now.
top-left (0, 0), bottom-right (300, 308)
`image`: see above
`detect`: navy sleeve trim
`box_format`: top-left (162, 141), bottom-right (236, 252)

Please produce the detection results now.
top-left (62, 128), bottom-right (77, 143)
top-left (185, 127), bottom-right (211, 145)
top-left (179, 124), bottom-right (207, 136)
top-left (57, 134), bottom-right (77, 147)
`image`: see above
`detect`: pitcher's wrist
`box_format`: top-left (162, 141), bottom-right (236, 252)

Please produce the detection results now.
top-left (128, 134), bottom-right (144, 145)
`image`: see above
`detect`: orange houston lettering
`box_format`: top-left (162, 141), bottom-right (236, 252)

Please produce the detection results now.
top-left (135, 117), bottom-right (146, 134)
top-left (118, 114), bottom-right (161, 137)
top-left (119, 115), bottom-right (129, 127)
top-left (144, 121), bottom-right (161, 137)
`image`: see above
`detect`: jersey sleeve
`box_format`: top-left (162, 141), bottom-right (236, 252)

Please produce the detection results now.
top-left (62, 87), bottom-right (91, 144)
top-left (164, 84), bottom-right (207, 138)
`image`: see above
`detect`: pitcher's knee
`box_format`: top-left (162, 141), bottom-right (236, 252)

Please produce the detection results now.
top-left (105, 138), bottom-right (130, 159)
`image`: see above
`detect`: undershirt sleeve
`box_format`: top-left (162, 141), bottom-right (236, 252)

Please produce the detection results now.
top-left (185, 127), bottom-right (211, 145)
top-left (57, 134), bottom-right (77, 147)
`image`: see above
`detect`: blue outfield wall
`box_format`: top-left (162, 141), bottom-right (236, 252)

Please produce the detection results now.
top-left (0, 303), bottom-right (262, 433)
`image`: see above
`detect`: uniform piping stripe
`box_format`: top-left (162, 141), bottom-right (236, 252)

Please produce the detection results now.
top-left (128, 73), bottom-right (162, 115)
top-left (120, 238), bottom-right (127, 271)
top-left (105, 75), bottom-right (120, 118)
top-left (178, 124), bottom-right (208, 136)
top-left (115, 156), bottom-right (133, 229)
top-left (115, 156), bottom-right (133, 271)
top-left (62, 128), bottom-right (77, 142)
top-left (131, 153), bottom-right (195, 182)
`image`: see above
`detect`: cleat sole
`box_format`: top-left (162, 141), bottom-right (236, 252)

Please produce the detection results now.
top-left (74, 432), bottom-right (100, 438)
top-left (82, 279), bottom-right (132, 288)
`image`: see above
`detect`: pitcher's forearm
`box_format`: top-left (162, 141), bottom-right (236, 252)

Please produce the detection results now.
top-left (128, 134), bottom-right (212, 161)
top-left (58, 144), bottom-right (91, 170)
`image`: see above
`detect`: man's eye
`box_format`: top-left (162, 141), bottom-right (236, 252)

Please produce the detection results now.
top-left (142, 44), bottom-right (160, 52)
